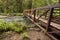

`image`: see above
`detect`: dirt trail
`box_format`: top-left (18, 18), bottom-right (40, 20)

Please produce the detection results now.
top-left (0, 28), bottom-right (51, 40)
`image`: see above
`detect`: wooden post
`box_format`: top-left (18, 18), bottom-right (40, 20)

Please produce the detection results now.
top-left (33, 10), bottom-right (36, 21)
top-left (46, 8), bottom-right (54, 32)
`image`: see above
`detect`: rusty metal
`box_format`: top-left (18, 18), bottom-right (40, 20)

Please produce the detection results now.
top-left (33, 10), bottom-right (36, 21)
top-left (23, 1), bottom-right (60, 40)
top-left (46, 8), bottom-right (54, 32)
top-left (38, 9), bottom-right (49, 19)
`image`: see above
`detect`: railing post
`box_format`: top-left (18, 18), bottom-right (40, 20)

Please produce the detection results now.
top-left (46, 8), bottom-right (54, 32)
top-left (33, 10), bottom-right (36, 21)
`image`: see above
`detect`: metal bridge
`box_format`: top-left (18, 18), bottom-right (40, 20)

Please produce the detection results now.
top-left (23, 1), bottom-right (60, 40)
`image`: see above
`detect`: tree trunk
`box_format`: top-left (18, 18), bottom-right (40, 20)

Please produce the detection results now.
top-left (16, 0), bottom-right (23, 13)
top-left (59, 0), bottom-right (60, 3)
top-left (28, 0), bottom-right (32, 9)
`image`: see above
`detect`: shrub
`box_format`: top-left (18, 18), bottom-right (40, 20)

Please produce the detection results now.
top-left (22, 32), bottom-right (28, 39)
top-left (22, 32), bottom-right (30, 40)
top-left (0, 19), bottom-right (27, 33)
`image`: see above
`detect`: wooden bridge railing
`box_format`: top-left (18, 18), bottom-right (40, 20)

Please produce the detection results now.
top-left (23, 3), bottom-right (60, 32)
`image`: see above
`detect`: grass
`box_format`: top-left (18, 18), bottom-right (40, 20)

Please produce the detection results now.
top-left (0, 13), bottom-right (23, 16)
top-left (0, 19), bottom-right (30, 40)
top-left (0, 19), bottom-right (27, 33)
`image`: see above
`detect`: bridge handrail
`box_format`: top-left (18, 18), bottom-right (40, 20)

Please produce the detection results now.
top-left (24, 3), bottom-right (60, 11)
top-left (23, 3), bottom-right (60, 32)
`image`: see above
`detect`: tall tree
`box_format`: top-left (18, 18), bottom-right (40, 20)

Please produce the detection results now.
top-left (28, 0), bottom-right (32, 9)
top-left (46, 0), bottom-right (52, 5)
top-left (16, 0), bottom-right (23, 13)
top-left (58, 0), bottom-right (60, 3)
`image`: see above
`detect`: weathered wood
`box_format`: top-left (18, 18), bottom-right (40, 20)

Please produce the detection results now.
top-left (31, 15), bottom-right (60, 30)
top-left (24, 14), bottom-right (59, 40)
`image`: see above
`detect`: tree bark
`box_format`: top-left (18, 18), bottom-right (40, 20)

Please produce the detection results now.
top-left (28, 0), bottom-right (32, 9)
top-left (16, 0), bottom-right (23, 13)
top-left (59, 0), bottom-right (60, 3)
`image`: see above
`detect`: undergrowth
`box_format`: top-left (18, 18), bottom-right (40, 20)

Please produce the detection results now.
top-left (0, 19), bottom-right (27, 33)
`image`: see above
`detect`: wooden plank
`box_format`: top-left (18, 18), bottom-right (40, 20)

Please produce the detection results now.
top-left (31, 15), bottom-right (60, 30)
top-left (51, 22), bottom-right (60, 30)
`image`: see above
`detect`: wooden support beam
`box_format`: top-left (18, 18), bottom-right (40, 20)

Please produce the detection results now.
top-left (46, 8), bottom-right (54, 32)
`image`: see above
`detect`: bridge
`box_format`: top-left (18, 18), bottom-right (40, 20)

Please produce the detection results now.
top-left (23, 1), bottom-right (60, 40)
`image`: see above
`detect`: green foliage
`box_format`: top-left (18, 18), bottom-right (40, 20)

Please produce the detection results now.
top-left (0, 0), bottom-right (23, 13)
top-left (22, 32), bottom-right (28, 38)
top-left (0, 19), bottom-right (27, 33)
top-left (22, 32), bottom-right (30, 40)
top-left (0, 0), bottom-right (58, 13)
top-left (0, 13), bottom-right (23, 16)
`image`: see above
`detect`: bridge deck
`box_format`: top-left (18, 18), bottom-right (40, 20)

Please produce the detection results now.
top-left (31, 15), bottom-right (60, 30)
top-left (25, 15), bottom-right (59, 40)
top-left (24, 3), bottom-right (60, 39)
